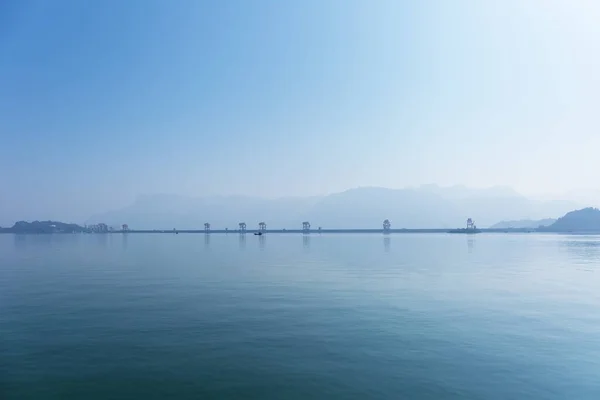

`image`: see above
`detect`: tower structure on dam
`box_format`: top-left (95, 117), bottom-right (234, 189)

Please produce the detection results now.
top-left (204, 222), bottom-right (210, 233)
top-left (302, 221), bottom-right (311, 234)
top-left (239, 222), bottom-right (247, 233)
top-left (259, 222), bottom-right (267, 232)
top-left (467, 218), bottom-right (476, 230)
top-left (383, 219), bottom-right (391, 233)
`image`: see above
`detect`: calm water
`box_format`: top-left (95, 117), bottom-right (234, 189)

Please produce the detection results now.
top-left (1, 233), bottom-right (599, 399)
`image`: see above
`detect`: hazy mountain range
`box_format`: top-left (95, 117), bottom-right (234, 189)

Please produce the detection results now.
top-left (87, 185), bottom-right (582, 230)
top-left (489, 219), bottom-right (557, 229)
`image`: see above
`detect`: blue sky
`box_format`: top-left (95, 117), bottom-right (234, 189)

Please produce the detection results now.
top-left (1, 0), bottom-right (599, 223)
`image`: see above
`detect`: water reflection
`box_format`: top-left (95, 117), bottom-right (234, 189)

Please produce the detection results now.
top-left (383, 236), bottom-right (390, 252)
top-left (13, 234), bottom-right (29, 249)
top-left (204, 233), bottom-right (210, 249)
top-left (13, 233), bottom-right (70, 249)
top-left (238, 234), bottom-right (246, 250)
top-left (96, 233), bottom-right (108, 248)
top-left (303, 235), bottom-right (310, 251)
top-left (121, 232), bottom-right (128, 250)
top-left (467, 238), bottom-right (475, 253)
top-left (259, 234), bottom-right (266, 250)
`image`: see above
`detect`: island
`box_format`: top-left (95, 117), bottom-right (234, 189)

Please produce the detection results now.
top-left (540, 207), bottom-right (600, 232)
top-left (0, 221), bottom-right (86, 234)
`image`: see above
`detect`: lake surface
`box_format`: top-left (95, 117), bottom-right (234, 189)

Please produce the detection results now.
top-left (1, 233), bottom-right (599, 399)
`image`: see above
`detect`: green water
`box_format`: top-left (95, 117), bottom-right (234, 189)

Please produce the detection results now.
top-left (1, 233), bottom-right (599, 399)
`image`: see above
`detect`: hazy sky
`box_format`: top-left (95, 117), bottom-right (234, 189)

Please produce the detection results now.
top-left (1, 0), bottom-right (599, 222)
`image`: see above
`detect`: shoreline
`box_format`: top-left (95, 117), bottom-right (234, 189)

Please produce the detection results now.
top-left (2, 228), bottom-right (593, 234)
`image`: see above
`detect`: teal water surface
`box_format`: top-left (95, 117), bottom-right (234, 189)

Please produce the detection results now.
top-left (1, 233), bottom-right (599, 399)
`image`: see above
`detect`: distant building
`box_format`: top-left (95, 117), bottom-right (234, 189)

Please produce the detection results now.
top-left (302, 221), bottom-right (310, 233)
top-left (383, 219), bottom-right (391, 232)
top-left (86, 223), bottom-right (108, 233)
top-left (467, 218), bottom-right (476, 230)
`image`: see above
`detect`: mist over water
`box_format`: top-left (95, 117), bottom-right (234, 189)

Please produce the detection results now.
top-left (1, 233), bottom-right (599, 399)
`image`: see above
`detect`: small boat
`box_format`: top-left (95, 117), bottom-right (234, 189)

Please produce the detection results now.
top-left (254, 231), bottom-right (263, 236)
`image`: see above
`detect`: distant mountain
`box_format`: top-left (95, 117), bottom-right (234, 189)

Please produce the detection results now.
top-left (0, 220), bottom-right (85, 233)
top-left (489, 218), bottom-right (556, 229)
top-left (545, 207), bottom-right (600, 232)
top-left (87, 185), bottom-right (580, 230)
top-left (88, 194), bottom-right (320, 231)
top-left (418, 184), bottom-right (521, 199)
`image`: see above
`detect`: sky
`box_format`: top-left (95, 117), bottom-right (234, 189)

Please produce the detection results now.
top-left (1, 0), bottom-right (599, 223)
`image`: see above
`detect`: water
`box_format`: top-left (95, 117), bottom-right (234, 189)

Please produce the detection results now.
top-left (1, 233), bottom-right (599, 399)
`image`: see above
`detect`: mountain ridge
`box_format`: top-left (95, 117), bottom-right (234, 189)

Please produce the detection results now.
top-left (489, 218), bottom-right (557, 229)
top-left (544, 207), bottom-right (600, 232)
top-left (87, 185), bottom-right (581, 230)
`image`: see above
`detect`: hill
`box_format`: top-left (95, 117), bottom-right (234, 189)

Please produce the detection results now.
top-left (87, 185), bottom-right (579, 230)
top-left (0, 221), bottom-right (86, 233)
top-left (546, 208), bottom-right (600, 232)
top-left (489, 218), bottom-right (556, 229)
